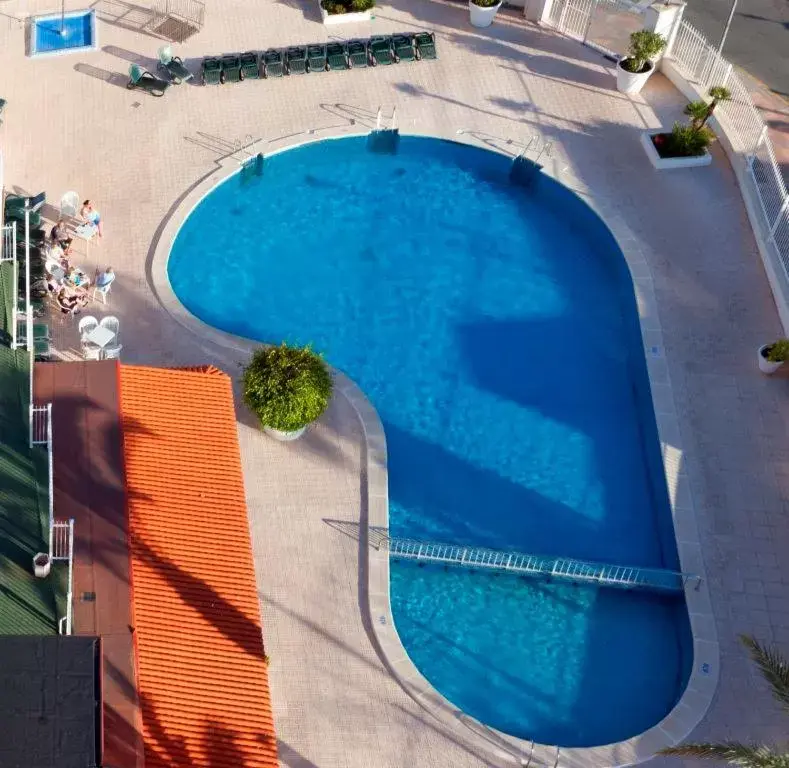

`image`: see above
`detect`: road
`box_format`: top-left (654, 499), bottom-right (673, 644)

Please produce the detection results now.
top-left (683, 0), bottom-right (789, 98)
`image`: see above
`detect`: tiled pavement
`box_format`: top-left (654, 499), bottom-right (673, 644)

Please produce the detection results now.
top-left (3, 0), bottom-right (789, 765)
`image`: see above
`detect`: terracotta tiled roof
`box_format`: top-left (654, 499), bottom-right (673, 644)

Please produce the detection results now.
top-left (118, 364), bottom-right (277, 768)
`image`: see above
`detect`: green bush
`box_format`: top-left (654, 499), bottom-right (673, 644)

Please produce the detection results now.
top-left (620, 29), bottom-right (666, 73)
top-left (766, 339), bottom-right (789, 362)
top-left (351, 0), bottom-right (375, 11)
top-left (321, 0), bottom-right (374, 12)
top-left (472, 0), bottom-right (500, 7)
top-left (664, 121), bottom-right (713, 157)
top-left (242, 343), bottom-right (333, 432)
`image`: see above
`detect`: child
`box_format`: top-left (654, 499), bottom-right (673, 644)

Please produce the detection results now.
top-left (79, 199), bottom-right (103, 238)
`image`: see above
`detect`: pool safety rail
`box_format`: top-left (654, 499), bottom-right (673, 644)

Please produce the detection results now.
top-left (381, 537), bottom-right (700, 593)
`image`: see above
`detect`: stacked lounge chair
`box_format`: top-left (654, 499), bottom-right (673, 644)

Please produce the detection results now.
top-left (370, 36), bottom-right (395, 66)
top-left (240, 51), bottom-right (261, 79)
top-left (327, 43), bottom-right (349, 71)
top-left (263, 49), bottom-right (284, 77)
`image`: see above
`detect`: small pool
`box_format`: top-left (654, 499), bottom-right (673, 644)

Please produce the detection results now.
top-left (30, 10), bottom-right (97, 58)
top-left (168, 136), bottom-right (692, 747)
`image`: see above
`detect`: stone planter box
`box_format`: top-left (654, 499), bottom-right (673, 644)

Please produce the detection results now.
top-left (319, 2), bottom-right (373, 24)
top-left (640, 131), bottom-right (712, 170)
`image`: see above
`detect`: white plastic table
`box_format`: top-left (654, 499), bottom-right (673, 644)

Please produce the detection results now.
top-left (84, 325), bottom-right (115, 354)
top-left (72, 222), bottom-right (98, 260)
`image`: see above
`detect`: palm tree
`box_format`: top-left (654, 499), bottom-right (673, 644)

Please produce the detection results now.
top-left (684, 86), bottom-right (733, 131)
top-left (660, 634), bottom-right (789, 767)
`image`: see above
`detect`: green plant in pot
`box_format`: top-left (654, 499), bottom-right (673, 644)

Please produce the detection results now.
top-left (758, 337), bottom-right (789, 374)
top-left (242, 343), bottom-right (333, 440)
top-left (469, 0), bottom-right (502, 29)
top-left (616, 30), bottom-right (666, 94)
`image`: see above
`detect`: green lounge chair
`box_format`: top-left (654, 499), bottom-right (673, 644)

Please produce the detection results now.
top-left (348, 40), bottom-right (369, 68)
top-left (393, 34), bottom-right (416, 63)
top-left (415, 32), bottom-right (437, 60)
top-left (286, 46), bottom-right (307, 75)
top-left (127, 64), bottom-right (170, 96)
top-left (307, 44), bottom-right (327, 73)
top-left (34, 339), bottom-right (51, 360)
top-left (263, 49), bottom-right (284, 77)
top-left (240, 51), bottom-right (261, 80)
top-left (157, 45), bottom-right (193, 83)
top-left (370, 37), bottom-right (394, 66)
top-left (202, 57), bottom-right (222, 85)
top-left (326, 42), bottom-right (349, 71)
top-left (222, 55), bottom-right (242, 82)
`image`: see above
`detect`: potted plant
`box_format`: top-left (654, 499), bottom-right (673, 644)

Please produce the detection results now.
top-left (319, 0), bottom-right (374, 24)
top-left (616, 30), bottom-right (666, 94)
top-left (758, 338), bottom-right (789, 374)
top-left (641, 86), bottom-right (732, 169)
top-left (469, 0), bottom-right (502, 28)
top-left (33, 553), bottom-right (51, 578)
top-left (242, 343), bottom-right (333, 441)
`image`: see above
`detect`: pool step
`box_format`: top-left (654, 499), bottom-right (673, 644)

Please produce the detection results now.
top-left (383, 536), bottom-right (699, 594)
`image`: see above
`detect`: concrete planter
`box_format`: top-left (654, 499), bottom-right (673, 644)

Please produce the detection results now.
top-left (469, 0), bottom-right (502, 27)
top-left (616, 58), bottom-right (654, 94)
top-left (319, 1), bottom-right (373, 24)
top-left (640, 131), bottom-right (712, 170)
top-left (263, 425), bottom-right (308, 441)
top-left (33, 553), bottom-right (51, 578)
top-left (758, 344), bottom-right (784, 374)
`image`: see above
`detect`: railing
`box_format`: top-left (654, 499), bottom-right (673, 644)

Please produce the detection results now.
top-left (152, 0), bottom-right (205, 29)
top-left (667, 21), bottom-right (789, 292)
top-left (0, 222), bottom-right (18, 348)
top-left (30, 405), bottom-right (55, 556)
top-left (381, 536), bottom-right (700, 593)
top-left (51, 519), bottom-right (74, 636)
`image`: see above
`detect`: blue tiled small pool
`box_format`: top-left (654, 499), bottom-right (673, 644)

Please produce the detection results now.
top-left (31, 11), bottom-right (96, 56)
top-left (168, 136), bottom-right (692, 747)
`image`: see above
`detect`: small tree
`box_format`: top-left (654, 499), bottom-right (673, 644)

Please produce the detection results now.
top-left (621, 30), bottom-right (666, 73)
top-left (660, 635), bottom-right (789, 767)
top-left (684, 86), bottom-right (732, 130)
top-left (242, 343), bottom-right (333, 432)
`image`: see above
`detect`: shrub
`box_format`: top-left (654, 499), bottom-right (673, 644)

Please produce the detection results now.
top-left (620, 30), bottom-right (666, 73)
top-left (351, 0), bottom-right (375, 11)
top-left (664, 121), bottom-right (713, 157)
top-left (766, 339), bottom-right (789, 362)
top-left (321, 0), bottom-right (374, 12)
top-left (242, 343), bottom-right (333, 432)
top-left (472, 0), bottom-right (500, 7)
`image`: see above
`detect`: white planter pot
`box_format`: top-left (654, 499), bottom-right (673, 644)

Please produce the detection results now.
top-left (468, 0), bottom-right (502, 28)
top-left (640, 132), bottom-right (712, 170)
top-left (263, 424), bottom-right (308, 441)
top-left (616, 59), bottom-right (654, 94)
top-left (758, 344), bottom-right (784, 374)
top-left (33, 553), bottom-right (51, 578)
top-left (319, 1), bottom-right (372, 24)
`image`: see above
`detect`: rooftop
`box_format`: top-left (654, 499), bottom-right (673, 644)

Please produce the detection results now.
top-left (119, 365), bottom-right (277, 768)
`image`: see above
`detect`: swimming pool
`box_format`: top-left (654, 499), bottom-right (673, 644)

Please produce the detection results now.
top-left (168, 135), bottom-right (692, 747)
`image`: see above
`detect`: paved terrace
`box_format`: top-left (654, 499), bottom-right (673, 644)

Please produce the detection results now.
top-left (2, 0), bottom-right (789, 765)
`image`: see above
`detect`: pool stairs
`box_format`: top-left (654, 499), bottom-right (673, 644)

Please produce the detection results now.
top-left (240, 153), bottom-right (264, 182)
top-left (382, 536), bottom-right (700, 594)
top-left (367, 129), bottom-right (400, 155)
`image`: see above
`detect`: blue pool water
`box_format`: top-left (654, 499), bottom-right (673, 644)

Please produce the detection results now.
top-left (33, 12), bottom-right (94, 54)
top-left (168, 136), bottom-right (692, 746)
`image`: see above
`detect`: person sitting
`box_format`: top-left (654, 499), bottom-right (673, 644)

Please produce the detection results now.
top-left (67, 266), bottom-right (89, 288)
top-left (50, 219), bottom-right (72, 249)
top-left (94, 266), bottom-right (115, 290)
top-left (56, 287), bottom-right (81, 315)
top-left (79, 199), bottom-right (103, 237)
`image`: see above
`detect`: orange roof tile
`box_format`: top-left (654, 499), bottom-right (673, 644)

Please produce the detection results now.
top-left (118, 364), bottom-right (277, 768)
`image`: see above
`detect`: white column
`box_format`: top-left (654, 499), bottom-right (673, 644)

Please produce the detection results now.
top-left (644, 0), bottom-right (686, 61)
top-left (524, 0), bottom-right (555, 24)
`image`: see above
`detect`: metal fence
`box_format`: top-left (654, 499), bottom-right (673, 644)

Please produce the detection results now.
top-left (0, 223), bottom-right (18, 347)
top-left (51, 519), bottom-right (74, 636)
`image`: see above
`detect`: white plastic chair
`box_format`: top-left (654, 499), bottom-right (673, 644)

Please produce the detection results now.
top-left (99, 315), bottom-right (120, 340)
top-left (92, 281), bottom-right (112, 304)
top-left (45, 260), bottom-right (65, 283)
top-left (102, 344), bottom-right (123, 360)
top-left (82, 343), bottom-right (102, 361)
top-left (78, 315), bottom-right (99, 339)
top-left (60, 191), bottom-right (80, 219)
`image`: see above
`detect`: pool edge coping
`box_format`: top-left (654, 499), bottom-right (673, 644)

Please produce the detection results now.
top-left (148, 129), bottom-right (720, 768)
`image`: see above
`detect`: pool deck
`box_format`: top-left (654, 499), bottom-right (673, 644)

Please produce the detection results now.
top-left (2, 0), bottom-right (789, 765)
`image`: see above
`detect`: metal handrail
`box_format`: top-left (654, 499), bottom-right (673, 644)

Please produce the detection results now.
top-left (381, 535), bottom-right (700, 593)
top-left (52, 519), bottom-right (74, 635)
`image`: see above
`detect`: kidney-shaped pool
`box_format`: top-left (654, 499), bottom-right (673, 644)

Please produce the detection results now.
top-left (168, 135), bottom-right (692, 747)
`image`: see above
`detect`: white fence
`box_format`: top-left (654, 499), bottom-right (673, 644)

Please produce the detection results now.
top-left (0, 222), bottom-right (18, 347)
top-left (51, 519), bottom-right (74, 636)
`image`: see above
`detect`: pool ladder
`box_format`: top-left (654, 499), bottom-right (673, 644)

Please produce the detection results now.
top-left (381, 536), bottom-right (701, 594)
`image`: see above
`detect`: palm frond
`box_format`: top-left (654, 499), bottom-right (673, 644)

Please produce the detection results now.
top-left (741, 634), bottom-right (789, 713)
top-left (660, 741), bottom-right (789, 767)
